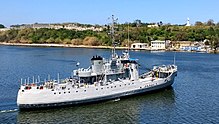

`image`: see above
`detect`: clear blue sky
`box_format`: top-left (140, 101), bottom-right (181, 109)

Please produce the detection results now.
top-left (1, 0), bottom-right (219, 27)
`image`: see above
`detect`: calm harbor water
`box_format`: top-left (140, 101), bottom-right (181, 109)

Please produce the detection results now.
top-left (0, 45), bottom-right (218, 123)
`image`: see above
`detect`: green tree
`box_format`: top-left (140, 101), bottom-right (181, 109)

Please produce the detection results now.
top-left (195, 21), bottom-right (203, 26)
top-left (210, 34), bottom-right (219, 53)
top-left (0, 24), bottom-right (5, 28)
top-left (206, 19), bottom-right (215, 26)
top-left (0, 32), bottom-right (7, 42)
top-left (83, 36), bottom-right (100, 46)
top-left (71, 38), bottom-right (83, 45)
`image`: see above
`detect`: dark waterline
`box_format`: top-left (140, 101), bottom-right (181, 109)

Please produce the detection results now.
top-left (0, 46), bottom-right (218, 123)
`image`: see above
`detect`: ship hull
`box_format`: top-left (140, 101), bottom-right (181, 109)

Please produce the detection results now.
top-left (18, 72), bottom-right (177, 110)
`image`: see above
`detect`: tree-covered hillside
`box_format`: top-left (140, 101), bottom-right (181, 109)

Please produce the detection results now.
top-left (0, 21), bottom-right (218, 48)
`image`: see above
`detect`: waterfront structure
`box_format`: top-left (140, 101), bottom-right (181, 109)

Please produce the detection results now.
top-left (170, 41), bottom-right (210, 52)
top-left (131, 43), bottom-right (149, 50)
top-left (151, 40), bottom-right (166, 50)
top-left (171, 41), bottom-right (194, 49)
top-left (180, 46), bottom-right (201, 51)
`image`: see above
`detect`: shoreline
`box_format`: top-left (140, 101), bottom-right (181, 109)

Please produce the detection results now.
top-left (0, 42), bottom-right (147, 50)
top-left (0, 42), bottom-right (218, 53)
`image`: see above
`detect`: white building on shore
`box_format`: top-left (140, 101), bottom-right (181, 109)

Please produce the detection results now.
top-left (151, 40), bottom-right (166, 50)
top-left (131, 43), bottom-right (149, 49)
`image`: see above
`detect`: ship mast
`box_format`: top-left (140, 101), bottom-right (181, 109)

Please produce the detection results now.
top-left (127, 23), bottom-right (130, 56)
top-left (109, 15), bottom-right (118, 58)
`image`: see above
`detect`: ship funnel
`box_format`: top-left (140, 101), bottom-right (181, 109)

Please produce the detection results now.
top-left (91, 55), bottom-right (103, 75)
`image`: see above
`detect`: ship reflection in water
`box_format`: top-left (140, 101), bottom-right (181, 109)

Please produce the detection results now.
top-left (17, 87), bottom-right (175, 123)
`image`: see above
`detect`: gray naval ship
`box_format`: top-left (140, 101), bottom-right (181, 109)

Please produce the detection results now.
top-left (17, 16), bottom-right (177, 110)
